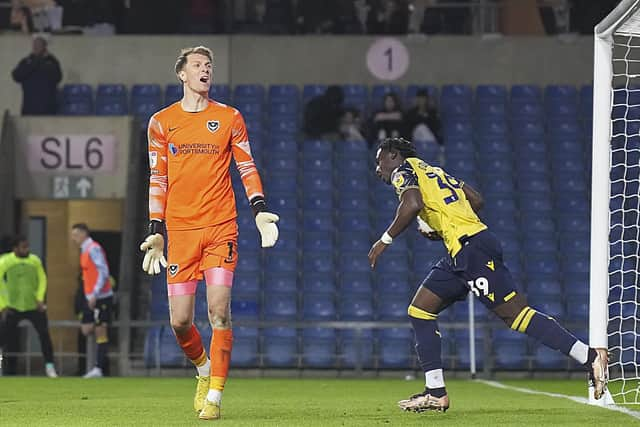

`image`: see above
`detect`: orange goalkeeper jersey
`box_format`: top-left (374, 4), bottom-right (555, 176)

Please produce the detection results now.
top-left (147, 100), bottom-right (264, 231)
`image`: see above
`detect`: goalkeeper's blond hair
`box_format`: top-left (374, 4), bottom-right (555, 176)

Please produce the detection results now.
top-left (174, 46), bottom-right (213, 75)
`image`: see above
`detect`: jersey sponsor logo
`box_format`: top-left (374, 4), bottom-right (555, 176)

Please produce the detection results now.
top-left (168, 143), bottom-right (220, 156)
top-left (149, 151), bottom-right (157, 168)
top-left (168, 264), bottom-right (179, 276)
top-left (207, 120), bottom-right (220, 133)
top-left (169, 143), bottom-right (179, 156)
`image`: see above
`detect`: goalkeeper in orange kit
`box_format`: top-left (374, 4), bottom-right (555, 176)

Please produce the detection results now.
top-left (140, 46), bottom-right (279, 420)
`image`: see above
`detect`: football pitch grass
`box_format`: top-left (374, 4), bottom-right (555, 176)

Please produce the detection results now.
top-left (1, 377), bottom-right (639, 426)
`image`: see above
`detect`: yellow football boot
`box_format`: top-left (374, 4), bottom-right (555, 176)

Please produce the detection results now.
top-left (198, 400), bottom-right (221, 420)
top-left (194, 376), bottom-right (210, 413)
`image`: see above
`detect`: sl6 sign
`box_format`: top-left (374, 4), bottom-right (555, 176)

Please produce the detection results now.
top-left (27, 135), bottom-right (117, 173)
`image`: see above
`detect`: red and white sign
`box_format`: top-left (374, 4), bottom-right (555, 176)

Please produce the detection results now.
top-left (366, 37), bottom-right (410, 81)
top-left (27, 134), bottom-right (117, 173)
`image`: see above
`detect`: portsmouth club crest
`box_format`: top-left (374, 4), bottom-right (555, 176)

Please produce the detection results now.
top-left (206, 120), bottom-right (220, 133)
top-left (168, 264), bottom-right (179, 276)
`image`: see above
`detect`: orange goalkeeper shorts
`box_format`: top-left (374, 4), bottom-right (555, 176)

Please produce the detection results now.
top-left (166, 219), bottom-right (238, 286)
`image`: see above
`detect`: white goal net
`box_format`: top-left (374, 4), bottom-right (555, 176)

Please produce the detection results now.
top-left (593, 0), bottom-right (640, 405)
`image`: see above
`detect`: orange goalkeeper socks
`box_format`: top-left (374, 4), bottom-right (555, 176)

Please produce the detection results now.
top-left (174, 324), bottom-right (207, 367)
top-left (209, 328), bottom-right (233, 392)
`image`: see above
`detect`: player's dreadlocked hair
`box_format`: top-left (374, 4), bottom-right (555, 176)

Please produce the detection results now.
top-left (378, 137), bottom-right (418, 159)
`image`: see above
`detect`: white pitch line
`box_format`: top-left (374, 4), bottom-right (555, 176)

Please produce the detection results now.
top-left (477, 379), bottom-right (640, 421)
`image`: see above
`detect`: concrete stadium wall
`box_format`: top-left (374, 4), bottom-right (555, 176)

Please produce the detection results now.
top-left (0, 34), bottom-right (593, 115)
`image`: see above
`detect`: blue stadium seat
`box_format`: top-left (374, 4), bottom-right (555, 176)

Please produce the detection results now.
top-left (548, 120), bottom-right (582, 140)
top-left (511, 84), bottom-right (542, 101)
top-left (493, 340), bottom-right (528, 370)
top-left (340, 329), bottom-right (374, 368)
top-left (340, 297), bottom-right (374, 320)
top-left (302, 328), bottom-right (336, 368)
top-left (557, 214), bottom-right (590, 233)
top-left (376, 272), bottom-right (412, 299)
top-left (521, 214), bottom-right (555, 233)
top-left (338, 212), bottom-right (370, 232)
top-left (303, 231), bottom-right (333, 252)
top-left (264, 272), bottom-right (297, 293)
top-left (553, 173), bottom-right (587, 192)
top-left (266, 173), bottom-right (298, 193)
top-left (263, 328), bottom-right (298, 367)
top-left (524, 253), bottom-right (559, 275)
top-left (61, 84), bottom-right (93, 115)
top-left (518, 174), bottom-right (551, 193)
top-left (269, 102), bottom-right (299, 119)
top-left (336, 140), bottom-right (369, 157)
top-left (209, 84), bottom-right (230, 103)
top-left (233, 272), bottom-right (261, 295)
top-left (302, 84), bottom-right (327, 104)
top-left (441, 84), bottom-right (472, 105)
top-left (476, 101), bottom-right (507, 118)
top-left (545, 84), bottom-right (577, 101)
top-left (232, 327), bottom-right (259, 367)
top-left (337, 252), bottom-right (370, 274)
top-left (342, 84), bottom-right (369, 111)
top-left (335, 156), bottom-right (369, 172)
top-left (484, 214), bottom-right (518, 233)
top-left (303, 212), bottom-right (333, 232)
top-left (519, 194), bottom-right (553, 212)
top-left (529, 276), bottom-right (562, 297)
top-left (534, 346), bottom-right (566, 370)
top-left (517, 157), bottom-right (548, 175)
top-left (377, 298), bottom-right (409, 321)
top-left (561, 253), bottom-right (590, 275)
top-left (580, 85), bottom-right (593, 118)
top-left (302, 273), bottom-right (336, 294)
top-left (265, 252), bottom-right (297, 273)
top-left (558, 233), bottom-right (589, 254)
top-left (235, 250), bottom-right (261, 273)
top-left (269, 84), bottom-right (299, 102)
top-left (303, 156), bottom-right (332, 172)
top-left (566, 300), bottom-right (588, 322)
top-left (510, 101), bottom-right (543, 119)
top-left (338, 194), bottom-right (369, 212)
top-left (477, 119), bottom-right (508, 138)
top-left (477, 157), bottom-right (513, 174)
top-left (511, 119), bottom-right (544, 139)
top-left (235, 101), bottom-right (263, 118)
top-left (303, 251), bottom-right (334, 274)
top-left (231, 296), bottom-right (260, 320)
top-left (481, 174), bottom-right (515, 194)
top-left (340, 273), bottom-right (373, 296)
top-left (302, 192), bottom-right (333, 212)
top-left (443, 119), bottom-right (473, 139)
top-left (303, 294), bottom-right (336, 320)
top-left (272, 230), bottom-right (297, 252)
top-left (376, 254), bottom-right (409, 274)
top-left (303, 173), bottom-right (333, 193)
top-left (337, 231), bottom-right (371, 253)
top-left (96, 84), bottom-right (127, 115)
top-left (515, 138), bottom-right (546, 158)
top-left (263, 292), bottom-right (297, 320)
top-left (377, 328), bottom-right (413, 369)
top-left (131, 84), bottom-right (162, 124)
top-left (477, 84), bottom-right (507, 101)
top-left (564, 273), bottom-right (589, 298)
top-left (234, 84), bottom-right (265, 102)
top-left (406, 84), bottom-right (438, 104)
top-left (165, 84), bottom-right (183, 105)
top-left (556, 192), bottom-right (588, 213)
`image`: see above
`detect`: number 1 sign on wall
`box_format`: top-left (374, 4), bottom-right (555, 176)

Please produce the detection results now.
top-left (366, 37), bottom-right (410, 81)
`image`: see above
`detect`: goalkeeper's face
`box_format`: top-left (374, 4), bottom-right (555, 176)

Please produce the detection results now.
top-left (180, 53), bottom-right (212, 95)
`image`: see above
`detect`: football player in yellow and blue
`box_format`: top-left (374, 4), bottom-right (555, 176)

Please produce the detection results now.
top-left (368, 137), bottom-right (608, 413)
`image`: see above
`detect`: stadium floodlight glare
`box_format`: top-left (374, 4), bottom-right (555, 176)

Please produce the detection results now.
top-left (592, 0), bottom-right (640, 406)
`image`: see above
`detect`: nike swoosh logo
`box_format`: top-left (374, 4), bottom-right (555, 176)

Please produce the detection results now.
top-left (169, 127), bottom-right (178, 132)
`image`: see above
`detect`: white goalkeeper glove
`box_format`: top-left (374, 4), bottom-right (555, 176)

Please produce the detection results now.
top-left (140, 221), bottom-right (168, 275)
top-left (255, 212), bottom-right (280, 248)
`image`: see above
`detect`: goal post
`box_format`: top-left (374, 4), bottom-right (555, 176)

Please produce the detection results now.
top-left (591, 0), bottom-right (640, 405)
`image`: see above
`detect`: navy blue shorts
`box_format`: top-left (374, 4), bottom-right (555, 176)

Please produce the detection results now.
top-left (421, 230), bottom-right (520, 311)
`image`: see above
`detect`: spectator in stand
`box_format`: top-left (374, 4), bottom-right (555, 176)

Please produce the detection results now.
top-left (303, 85), bottom-right (344, 139)
top-left (370, 92), bottom-right (404, 145)
top-left (367, 0), bottom-right (409, 34)
top-left (11, 34), bottom-right (62, 115)
top-left (404, 89), bottom-right (441, 145)
top-left (264, 0), bottom-right (294, 34)
top-left (295, 0), bottom-right (335, 33)
top-left (340, 108), bottom-right (367, 142)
